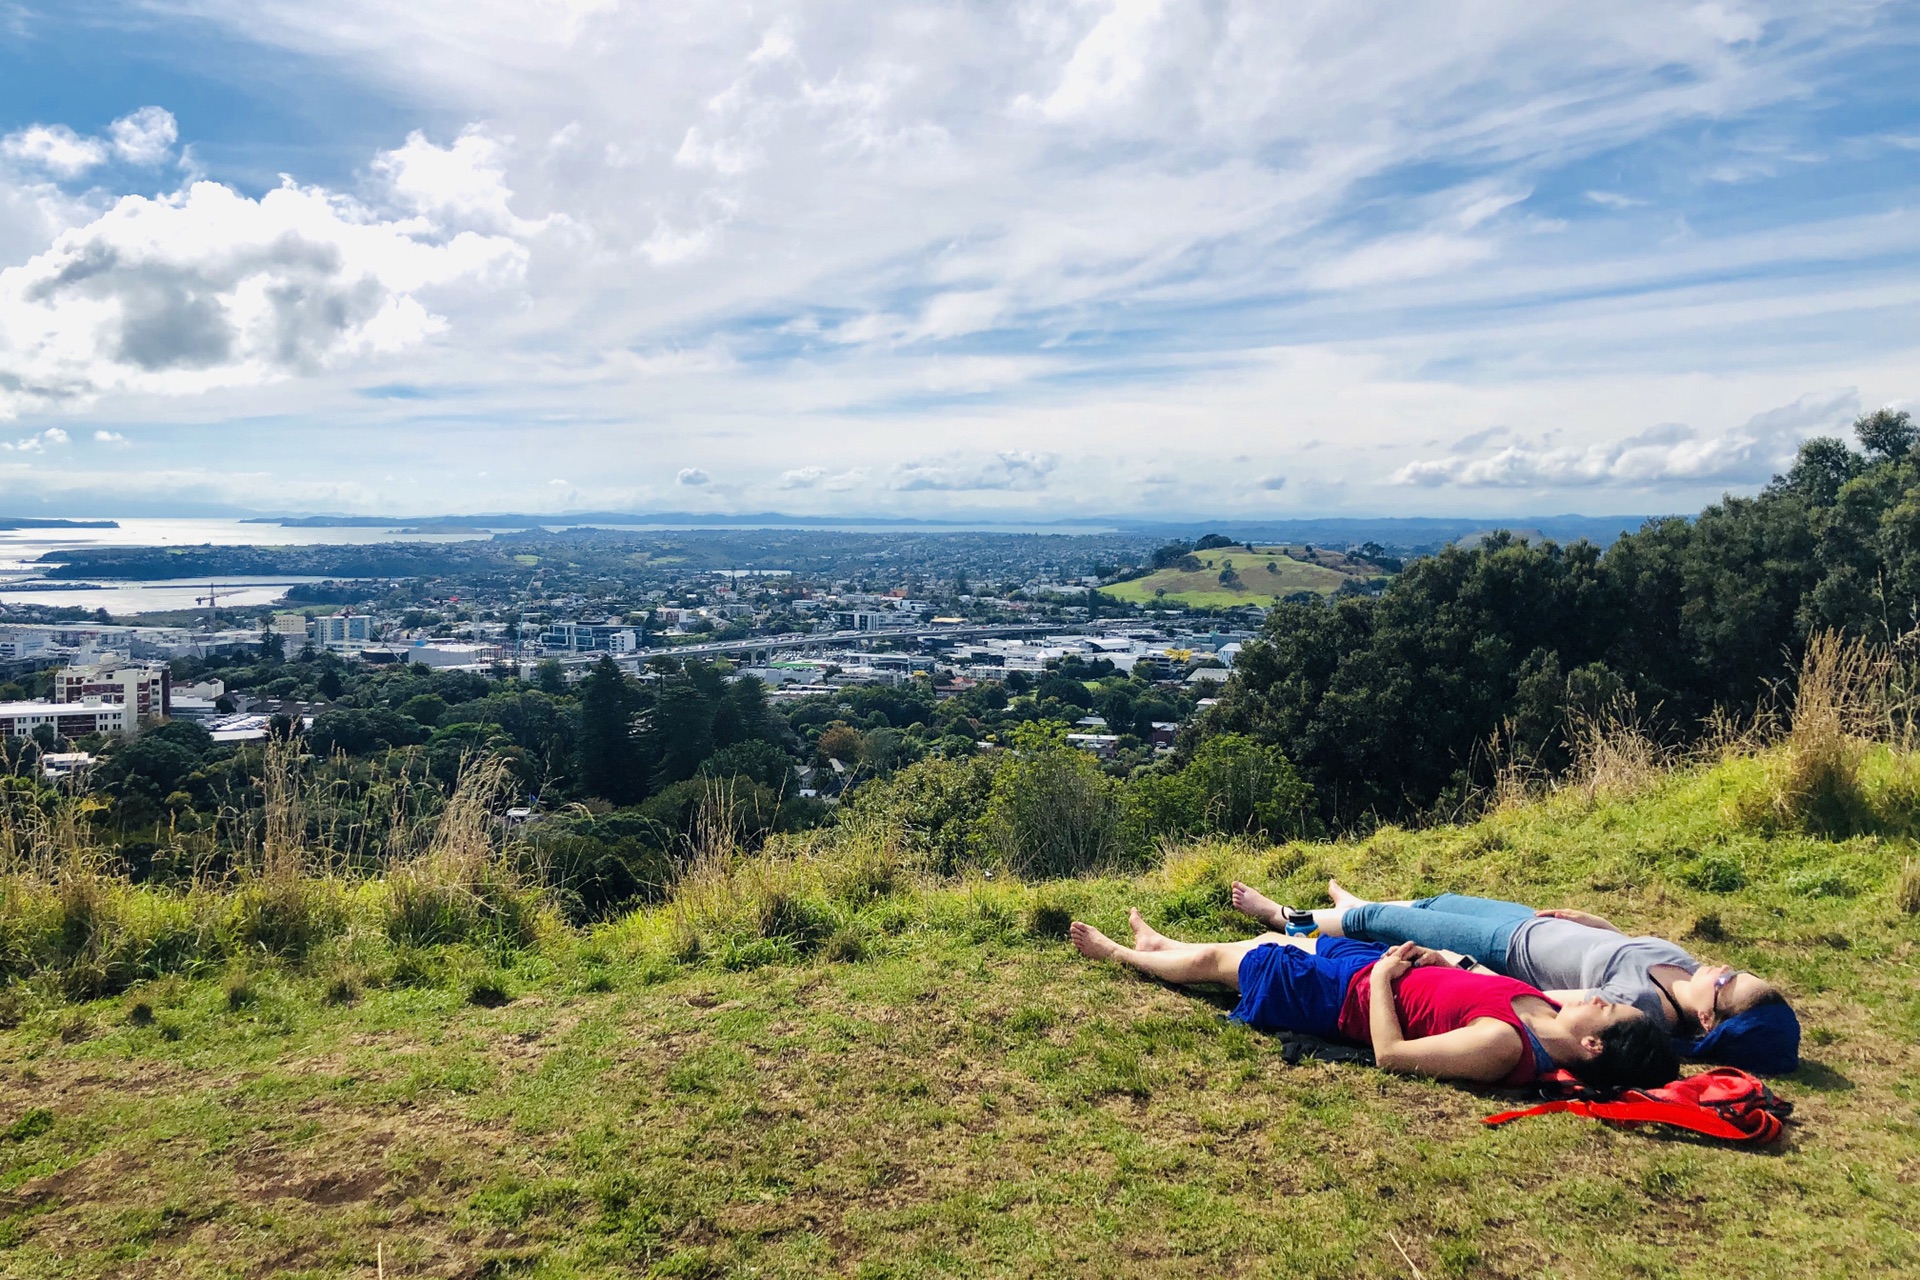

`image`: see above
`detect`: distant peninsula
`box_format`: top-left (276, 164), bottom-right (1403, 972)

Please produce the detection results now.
top-left (0, 518), bottom-right (118, 530)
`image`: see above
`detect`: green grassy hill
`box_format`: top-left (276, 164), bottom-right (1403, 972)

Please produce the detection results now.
top-left (2, 746), bottom-right (1917, 1278)
top-left (1101, 545), bottom-right (1378, 607)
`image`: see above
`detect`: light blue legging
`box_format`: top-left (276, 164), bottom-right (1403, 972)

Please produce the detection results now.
top-left (1342, 893), bottom-right (1536, 971)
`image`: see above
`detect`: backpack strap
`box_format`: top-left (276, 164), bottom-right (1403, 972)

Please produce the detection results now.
top-left (1482, 1096), bottom-right (1782, 1143)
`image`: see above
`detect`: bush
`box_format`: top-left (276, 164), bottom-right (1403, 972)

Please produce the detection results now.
top-left (841, 755), bottom-right (997, 874)
top-left (1128, 734), bottom-right (1317, 843)
top-left (984, 725), bottom-right (1140, 878)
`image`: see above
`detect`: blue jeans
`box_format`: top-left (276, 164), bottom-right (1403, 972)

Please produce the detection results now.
top-left (1341, 893), bottom-right (1535, 971)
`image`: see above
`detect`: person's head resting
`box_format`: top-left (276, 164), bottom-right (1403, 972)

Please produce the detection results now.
top-left (1670, 963), bottom-right (1780, 1034)
top-left (1682, 989), bottom-right (1801, 1075)
top-left (1553, 998), bottom-right (1681, 1089)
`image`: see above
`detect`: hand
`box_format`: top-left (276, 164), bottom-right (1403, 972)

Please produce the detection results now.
top-left (1372, 940), bottom-right (1418, 984)
top-left (1534, 908), bottom-right (1617, 931)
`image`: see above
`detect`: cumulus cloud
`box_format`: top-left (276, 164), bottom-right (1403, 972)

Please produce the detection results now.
top-left (2, 426), bottom-right (71, 452)
top-left (2, 109), bottom-right (179, 179)
top-left (1391, 390), bottom-right (1860, 487)
top-left (676, 467), bottom-right (711, 485)
top-left (1, 126), bottom-right (108, 179)
top-left (93, 429), bottom-right (127, 443)
top-left (779, 465), bottom-right (866, 490)
top-left (0, 172), bottom-right (527, 418)
top-left (373, 127), bottom-right (542, 235)
top-left (109, 108), bottom-right (179, 167)
top-left (889, 451), bottom-right (1057, 491)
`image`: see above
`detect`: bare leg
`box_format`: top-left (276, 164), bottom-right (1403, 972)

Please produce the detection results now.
top-left (1230, 881), bottom-right (1288, 929)
top-left (1072, 921), bottom-right (1310, 990)
top-left (1328, 879), bottom-right (1413, 910)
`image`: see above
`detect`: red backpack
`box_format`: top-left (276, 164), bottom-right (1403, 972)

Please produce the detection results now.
top-left (1482, 1067), bottom-right (1793, 1144)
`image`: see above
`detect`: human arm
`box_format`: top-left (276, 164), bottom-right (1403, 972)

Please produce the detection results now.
top-left (1366, 943), bottom-right (1525, 1082)
top-left (1408, 946), bottom-right (1493, 973)
top-left (1534, 908), bottom-right (1621, 932)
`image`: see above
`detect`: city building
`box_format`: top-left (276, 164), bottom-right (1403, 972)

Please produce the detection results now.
top-left (542, 621), bottom-right (641, 654)
top-left (314, 613), bottom-right (373, 650)
top-left (406, 641), bottom-right (505, 669)
top-left (0, 699), bottom-right (133, 738)
top-left (40, 752), bottom-right (92, 782)
top-left (53, 661), bottom-right (170, 722)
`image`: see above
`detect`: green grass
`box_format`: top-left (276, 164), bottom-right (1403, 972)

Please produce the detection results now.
top-left (2, 748), bottom-right (1918, 1277)
top-left (1101, 546), bottom-right (1372, 606)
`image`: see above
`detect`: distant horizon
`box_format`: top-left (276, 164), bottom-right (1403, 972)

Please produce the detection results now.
top-left (0, 509), bottom-right (1675, 545)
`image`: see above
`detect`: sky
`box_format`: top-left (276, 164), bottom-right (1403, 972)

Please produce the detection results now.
top-left (0, 0), bottom-right (1915, 520)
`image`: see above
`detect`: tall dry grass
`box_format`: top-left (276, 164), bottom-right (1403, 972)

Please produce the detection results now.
top-left (1761, 632), bottom-right (1886, 834)
top-left (0, 749), bottom-right (546, 996)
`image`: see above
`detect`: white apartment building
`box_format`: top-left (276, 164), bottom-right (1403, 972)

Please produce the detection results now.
top-left (52, 662), bottom-right (170, 722)
top-left (0, 699), bottom-right (133, 738)
top-left (314, 613), bottom-right (373, 650)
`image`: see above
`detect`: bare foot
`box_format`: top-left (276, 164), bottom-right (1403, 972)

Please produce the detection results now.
top-left (1231, 881), bottom-right (1288, 928)
top-left (1070, 921), bottom-right (1122, 961)
top-left (1327, 879), bottom-right (1367, 910)
top-left (1128, 907), bottom-right (1176, 951)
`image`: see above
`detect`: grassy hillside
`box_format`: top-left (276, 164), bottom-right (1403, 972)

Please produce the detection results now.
top-left (2, 745), bottom-right (1917, 1278)
top-left (1101, 545), bottom-right (1377, 607)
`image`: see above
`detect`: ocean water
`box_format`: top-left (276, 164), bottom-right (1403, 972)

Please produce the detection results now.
top-left (0, 576), bottom-right (344, 613)
top-left (0, 518), bottom-right (493, 578)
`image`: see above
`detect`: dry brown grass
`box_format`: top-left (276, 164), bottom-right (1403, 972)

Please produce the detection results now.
top-left (1564, 692), bottom-right (1668, 802)
top-left (1762, 632), bottom-right (1886, 834)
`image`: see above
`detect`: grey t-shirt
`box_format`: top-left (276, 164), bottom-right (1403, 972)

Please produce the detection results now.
top-left (1504, 918), bottom-right (1698, 1025)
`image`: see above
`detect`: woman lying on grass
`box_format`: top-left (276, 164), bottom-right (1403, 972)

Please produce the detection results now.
top-left (1071, 911), bottom-right (1679, 1089)
top-left (1230, 881), bottom-right (1800, 1075)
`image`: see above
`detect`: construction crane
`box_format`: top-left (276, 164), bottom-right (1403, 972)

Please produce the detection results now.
top-left (194, 582), bottom-right (225, 632)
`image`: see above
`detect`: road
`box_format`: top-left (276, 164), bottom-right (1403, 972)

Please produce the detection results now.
top-left (528, 621), bottom-right (1075, 669)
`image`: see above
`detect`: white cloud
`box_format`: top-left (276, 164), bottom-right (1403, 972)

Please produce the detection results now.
top-left (1391, 389), bottom-right (1859, 488)
top-left (0, 172), bottom-right (527, 418)
top-left (676, 467), bottom-right (711, 485)
top-left (2, 125), bottom-right (108, 179)
top-left (2, 426), bottom-right (72, 452)
top-left (1688, 3), bottom-right (1764, 45)
top-left (1306, 233), bottom-right (1497, 291)
top-left (373, 126), bottom-right (545, 235)
top-left (1022, 0), bottom-right (1171, 123)
top-left (94, 429), bottom-right (127, 443)
top-left (889, 451), bottom-right (1057, 491)
top-left (109, 108), bottom-right (179, 167)
top-left (779, 465), bottom-right (866, 491)
top-left (1586, 190), bottom-right (1647, 209)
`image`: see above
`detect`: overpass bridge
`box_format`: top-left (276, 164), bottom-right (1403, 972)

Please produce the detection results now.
top-left (524, 622), bottom-right (1076, 672)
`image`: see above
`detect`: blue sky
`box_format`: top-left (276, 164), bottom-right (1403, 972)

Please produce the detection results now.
top-left (0, 0), bottom-right (1915, 518)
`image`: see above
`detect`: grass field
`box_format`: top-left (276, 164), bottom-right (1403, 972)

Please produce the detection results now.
top-left (1101, 546), bottom-right (1377, 607)
top-left (2, 741), bottom-right (1917, 1278)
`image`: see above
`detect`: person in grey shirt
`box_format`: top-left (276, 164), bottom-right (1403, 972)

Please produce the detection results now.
top-left (1231, 879), bottom-right (1801, 1075)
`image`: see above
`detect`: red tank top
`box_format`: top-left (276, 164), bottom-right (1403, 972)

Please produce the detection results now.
top-left (1336, 965), bottom-right (1559, 1086)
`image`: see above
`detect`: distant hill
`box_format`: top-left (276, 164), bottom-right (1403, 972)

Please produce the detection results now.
top-left (1101, 544), bottom-right (1383, 607)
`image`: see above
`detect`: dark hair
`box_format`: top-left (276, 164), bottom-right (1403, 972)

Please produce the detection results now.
top-left (1571, 1017), bottom-right (1681, 1090)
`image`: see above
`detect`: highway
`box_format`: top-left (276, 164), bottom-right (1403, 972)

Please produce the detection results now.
top-left (527, 621), bottom-right (1074, 669)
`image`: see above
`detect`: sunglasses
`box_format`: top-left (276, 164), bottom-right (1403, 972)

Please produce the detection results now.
top-left (1707, 969), bottom-right (1739, 1016)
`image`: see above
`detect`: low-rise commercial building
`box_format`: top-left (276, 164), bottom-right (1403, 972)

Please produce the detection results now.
top-left (0, 698), bottom-right (133, 738)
